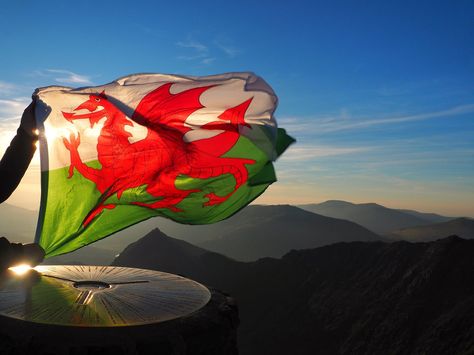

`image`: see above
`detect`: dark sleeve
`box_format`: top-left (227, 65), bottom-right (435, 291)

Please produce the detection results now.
top-left (0, 128), bottom-right (37, 203)
top-left (0, 237), bottom-right (12, 269)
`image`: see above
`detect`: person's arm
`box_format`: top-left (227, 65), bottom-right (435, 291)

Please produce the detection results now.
top-left (0, 101), bottom-right (38, 203)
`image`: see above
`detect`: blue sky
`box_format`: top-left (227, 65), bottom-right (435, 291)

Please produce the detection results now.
top-left (0, 0), bottom-right (473, 216)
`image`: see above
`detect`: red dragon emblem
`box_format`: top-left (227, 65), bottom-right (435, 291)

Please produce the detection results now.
top-left (62, 83), bottom-right (255, 226)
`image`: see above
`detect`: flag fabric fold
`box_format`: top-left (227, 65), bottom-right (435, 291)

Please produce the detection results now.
top-left (34, 72), bottom-right (294, 257)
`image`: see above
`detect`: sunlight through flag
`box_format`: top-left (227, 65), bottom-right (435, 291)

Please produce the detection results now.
top-left (34, 72), bottom-right (294, 257)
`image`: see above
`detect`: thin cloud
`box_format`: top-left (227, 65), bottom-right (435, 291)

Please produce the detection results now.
top-left (177, 54), bottom-right (203, 60)
top-left (0, 97), bottom-right (32, 157)
top-left (0, 119), bottom-right (21, 157)
top-left (0, 81), bottom-right (18, 95)
top-left (214, 39), bottom-right (240, 58)
top-left (0, 117), bottom-right (19, 142)
top-left (0, 97), bottom-right (40, 165)
top-left (0, 97), bottom-right (30, 155)
top-left (201, 57), bottom-right (216, 64)
top-left (281, 104), bottom-right (474, 134)
top-left (0, 98), bottom-right (29, 118)
top-left (45, 69), bottom-right (93, 85)
top-left (176, 40), bottom-right (208, 53)
top-left (32, 69), bottom-right (93, 85)
top-left (281, 144), bottom-right (372, 161)
top-left (328, 104), bottom-right (474, 131)
top-left (176, 39), bottom-right (215, 65)
top-left (176, 37), bottom-right (240, 64)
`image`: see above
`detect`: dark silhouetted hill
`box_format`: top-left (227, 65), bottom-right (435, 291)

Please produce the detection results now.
top-left (114, 231), bottom-right (474, 355)
top-left (113, 228), bottom-right (245, 288)
top-left (197, 205), bottom-right (382, 261)
top-left (299, 200), bottom-right (452, 234)
top-left (387, 217), bottom-right (474, 242)
top-left (113, 228), bottom-right (238, 279)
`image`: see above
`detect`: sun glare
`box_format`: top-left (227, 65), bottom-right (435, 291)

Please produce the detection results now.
top-left (8, 264), bottom-right (34, 275)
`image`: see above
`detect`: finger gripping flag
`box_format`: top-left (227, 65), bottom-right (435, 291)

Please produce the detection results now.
top-left (34, 72), bottom-right (294, 257)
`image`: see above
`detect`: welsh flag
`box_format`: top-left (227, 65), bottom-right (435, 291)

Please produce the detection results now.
top-left (34, 72), bottom-right (294, 257)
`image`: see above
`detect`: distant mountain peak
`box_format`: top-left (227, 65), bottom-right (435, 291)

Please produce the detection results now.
top-left (198, 203), bottom-right (382, 261)
top-left (317, 200), bottom-right (355, 206)
top-left (298, 200), bottom-right (453, 235)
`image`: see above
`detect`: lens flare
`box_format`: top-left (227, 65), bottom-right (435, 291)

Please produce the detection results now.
top-left (8, 264), bottom-right (33, 275)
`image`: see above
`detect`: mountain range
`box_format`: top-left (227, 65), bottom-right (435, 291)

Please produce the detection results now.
top-left (114, 229), bottom-right (474, 355)
top-left (299, 200), bottom-right (453, 234)
top-left (387, 217), bottom-right (474, 242)
top-left (196, 205), bottom-right (382, 261)
top-left (0, 203), bottom-right (382, 263)
top-left (2, 200), bottom-right (473, 354)
top-left (2, 201), bottom-right (471, 264)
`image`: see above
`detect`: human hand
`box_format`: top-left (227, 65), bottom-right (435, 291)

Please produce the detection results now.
top-left (20, 243), bottom-right (45, 267)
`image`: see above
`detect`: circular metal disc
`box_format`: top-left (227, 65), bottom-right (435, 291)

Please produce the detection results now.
top-left (0, 265), bottom-right (211, 327)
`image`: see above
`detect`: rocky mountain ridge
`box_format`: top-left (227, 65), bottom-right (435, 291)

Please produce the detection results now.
top-left (114, 229), bottom-right (474, 355)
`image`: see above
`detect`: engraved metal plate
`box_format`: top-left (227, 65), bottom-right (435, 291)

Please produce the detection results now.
top-left (0, 265), bottom-right (211, 327)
